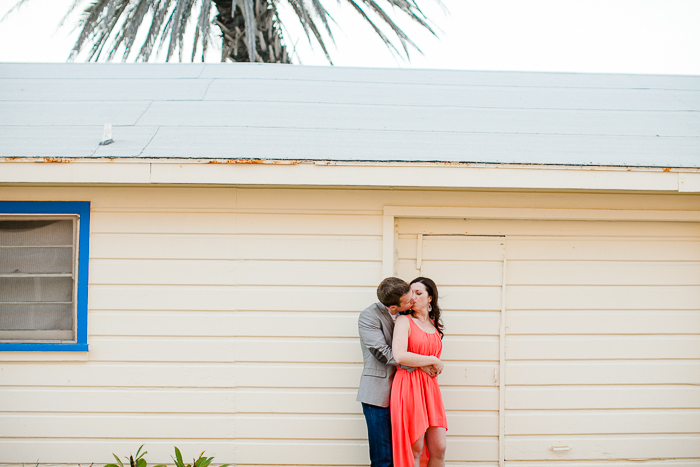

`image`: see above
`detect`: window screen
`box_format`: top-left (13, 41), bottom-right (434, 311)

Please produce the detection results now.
top-left (0, 218), bottom-right (78, 342)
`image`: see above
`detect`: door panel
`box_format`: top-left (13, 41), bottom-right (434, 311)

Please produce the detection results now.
top-left (397, 234), bottom-right (505, 464)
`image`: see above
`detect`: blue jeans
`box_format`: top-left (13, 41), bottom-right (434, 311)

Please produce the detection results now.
top-left (362, 402), bottom-right (393, 467)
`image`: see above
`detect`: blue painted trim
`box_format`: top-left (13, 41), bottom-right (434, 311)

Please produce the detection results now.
top-left (0, 201), bottom-right (90, 352)
top-left (1, 343), bottom-right (88, 352)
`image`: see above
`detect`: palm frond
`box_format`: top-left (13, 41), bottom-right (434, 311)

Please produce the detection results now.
top-left (52, 0), bottom-right (442, 64)
top-left (287, 0), bottom-right (332, 64)
top-left (309, 0), bottom-right (334, 41)
top-left (241, 0), bottom-right (257, 61)
top-left (69, 0), bottom-right (110, 60)
top-left (1, 0), bottom-right (31, 23)
top-left (191, 0), bottom-right (212, 61)
top-left (56, 0), bottom-right (85, 29)
top-left (359, 0), bottom-right (420, 57)
top-left (137, 0), bottom-right (172, 61)
top-left (166, 0), bottom-right (186, 61)
top-left (176, 0), bottom-right (197, 61)
top-left (121, 0), bottom-right (153, 60)
top-left (381, 0), bottom-right (436, 36)
top-left (88, 0), bottom-right (130, 61)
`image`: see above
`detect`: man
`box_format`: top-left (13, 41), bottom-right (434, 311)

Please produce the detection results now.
top-left (357, 277), bottom-right (436, 467)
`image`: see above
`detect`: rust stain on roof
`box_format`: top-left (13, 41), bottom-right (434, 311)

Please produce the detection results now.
top-left (207, 159), bottom-right (302, 165)
top-left (43, 157), bottom-right (71, 163)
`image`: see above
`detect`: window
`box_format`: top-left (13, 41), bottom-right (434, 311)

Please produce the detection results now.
top-left (0, 201), bottom-right (90, 351)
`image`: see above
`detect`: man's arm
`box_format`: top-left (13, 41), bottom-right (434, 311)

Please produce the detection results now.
top-left (358, 310), bottom-right (398, 366)
top-left (357, 310), bottom-right (433, 375)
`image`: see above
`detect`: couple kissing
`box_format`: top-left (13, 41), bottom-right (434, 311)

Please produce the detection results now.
top-left (357, 277), bottom-right (447, 467)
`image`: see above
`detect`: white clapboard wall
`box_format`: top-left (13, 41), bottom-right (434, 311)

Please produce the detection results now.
top-left (0, 186), bottom-right (698, 467)
top-left (397, 217), bottom-right (700, 465)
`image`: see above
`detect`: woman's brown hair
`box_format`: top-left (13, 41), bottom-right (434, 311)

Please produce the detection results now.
top-left (409, 277), bottom-right (444, 339)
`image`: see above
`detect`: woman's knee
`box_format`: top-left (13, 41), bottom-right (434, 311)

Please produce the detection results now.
top-left (411, 437), bottom-right (424, 459)
top-left (426, 428), bottom-right (446, 458)
top-left (429, 441), bottom-right (446, 459)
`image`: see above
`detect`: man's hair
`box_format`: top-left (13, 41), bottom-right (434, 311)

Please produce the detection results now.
top-left (377, 277), bottom-right (410, 307)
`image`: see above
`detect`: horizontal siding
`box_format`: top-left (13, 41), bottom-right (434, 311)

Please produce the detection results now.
top-left (505, 434), bottom-right (700, 460)
top-left (89, 310), bottom-right (500, 337)
top-left (507, 310), bottom-right (700, 335)
top-left (0, 362), bottom-right (237, 388)
top-left (0, 440), bottom-right (236, 464)
top-left (500, 232), bottom-right (700, 462)
top-left (506, 335), bottom-right (700, 360)
top-left (89, 311), bottom-right (360, 337)
top-left (507, 360), bottom-right (700, 385)
top-left (398, 218), bottom-right (700, 238)
top-left (1, 186), bottom-right (698, 467)
top-left (89, 285), bottom-right (377, 311)
top-left (507, 261), bottom-right (700, 285)
top-left (397, 259), bottom-right (504, 286)
top-left (91, 212), bottom-right (381, 235)
top-left (507, 386), bottom-right (700, 409)
top-left (0, 386), bottom-right (500, 415)
top-left (507, 285), bottom-right (700, 310)
top-left (90, 259), bottom-right (382, 286)
top-left (505, 409), bottom-right (700, 435)
top-left (0, 387), bottom-right (238, 413)
top-left (92, 233), bottom-right (383, 260)
top-left (507, 238), bottom-right (700, 261)
top-left (398, 236), bottom-right (506, 261)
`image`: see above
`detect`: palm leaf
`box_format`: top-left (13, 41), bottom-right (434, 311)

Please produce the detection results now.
top-left (191, 0), bottom-right (212, 61)
top-left (40, 0), bottom-right (443, 63)
top-left (137, 0), bottom-right (172, 61)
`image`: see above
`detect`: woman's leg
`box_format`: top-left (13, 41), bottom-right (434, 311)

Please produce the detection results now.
top-left (410, 434), bottom-right (424, 467)
top-left (425, 427), bottom-right (446, 467)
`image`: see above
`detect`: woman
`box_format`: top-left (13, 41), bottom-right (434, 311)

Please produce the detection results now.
top-left (391, 277), bottom-right (447, 467)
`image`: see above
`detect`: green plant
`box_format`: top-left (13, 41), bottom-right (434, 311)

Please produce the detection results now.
top-left (170, 447), bottom-right (229, 467)
top-left (105, 445), bottom-right (159, 467)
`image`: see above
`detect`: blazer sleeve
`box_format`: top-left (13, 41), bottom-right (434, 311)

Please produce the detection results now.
top-left (358, 309), bottom-right (398, 367)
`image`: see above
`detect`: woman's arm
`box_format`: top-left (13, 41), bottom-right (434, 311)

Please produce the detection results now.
top-left (393, 315), bottom-right (444, 371)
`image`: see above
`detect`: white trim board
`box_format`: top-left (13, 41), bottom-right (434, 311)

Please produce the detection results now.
top-left (1, 161), bottom-right (700, 192)
top-left (380, 206), bottom-right (700, 277)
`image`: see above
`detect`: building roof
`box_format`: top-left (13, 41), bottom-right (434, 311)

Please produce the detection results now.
top-left (1, 63), bottom-right (699, 168)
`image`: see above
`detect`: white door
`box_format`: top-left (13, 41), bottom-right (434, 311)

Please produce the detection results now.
top-left (398, 233), bottom-right (506, 465)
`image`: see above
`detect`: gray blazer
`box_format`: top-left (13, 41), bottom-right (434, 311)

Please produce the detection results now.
top-left (356, 302), bottom-right (413, 407)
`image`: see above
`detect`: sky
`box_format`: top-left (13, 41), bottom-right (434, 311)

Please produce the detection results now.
top-left (0, 0), bottom-right (698, 75)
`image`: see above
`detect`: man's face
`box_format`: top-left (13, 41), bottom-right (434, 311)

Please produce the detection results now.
top-left (394, 291), bottom-right (415, 313)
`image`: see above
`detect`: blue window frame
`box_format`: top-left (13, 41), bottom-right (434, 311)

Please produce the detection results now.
top-left (0, 201), bottom-right (90, 351)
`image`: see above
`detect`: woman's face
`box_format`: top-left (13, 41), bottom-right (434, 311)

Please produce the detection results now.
top-left (411, 282), bottom-right (432, 311)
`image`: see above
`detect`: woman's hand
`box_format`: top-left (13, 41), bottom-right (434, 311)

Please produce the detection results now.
top-left (432, 357), bottom-right (444, 374)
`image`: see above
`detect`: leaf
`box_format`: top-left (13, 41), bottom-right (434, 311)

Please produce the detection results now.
top-left (137, 458), bottom-right (147, 467)
top-left (113, 453), bottom-right (124, 467)
top-left (174, 447), bottom-right (184, 467)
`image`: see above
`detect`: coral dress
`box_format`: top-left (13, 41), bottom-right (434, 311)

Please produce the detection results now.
top-left (391, 317), bottom-right (448, 467)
